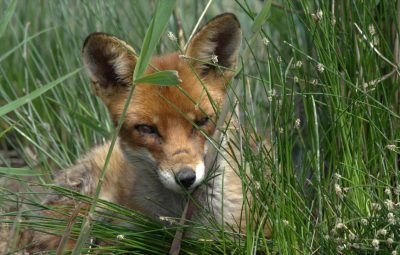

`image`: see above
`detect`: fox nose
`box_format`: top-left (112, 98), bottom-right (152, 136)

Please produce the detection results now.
top-left (176, 168), bottom-right (196, 188)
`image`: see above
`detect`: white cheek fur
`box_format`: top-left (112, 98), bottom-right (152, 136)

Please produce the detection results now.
top-left (157, 170), bottom-right (182, 193)
top-left (193, 162), bottom-right (205, 187)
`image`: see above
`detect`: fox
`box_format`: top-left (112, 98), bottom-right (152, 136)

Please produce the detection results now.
top-left (24, 13), bottom-right (270, 252)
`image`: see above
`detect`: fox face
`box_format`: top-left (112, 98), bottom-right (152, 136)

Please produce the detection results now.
top-left (82, 13), bottom-right (241, 193)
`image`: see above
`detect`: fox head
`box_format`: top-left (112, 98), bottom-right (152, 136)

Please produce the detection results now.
top-left (82, 13), bottom-right (241, 193)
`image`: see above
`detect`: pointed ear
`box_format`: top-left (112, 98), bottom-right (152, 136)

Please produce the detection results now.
top-left (185, 13), bottom-right (241, 78)
top-left (82, 33), bottom-right (136, 88)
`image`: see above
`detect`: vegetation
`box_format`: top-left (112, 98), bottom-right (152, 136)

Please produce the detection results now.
top-left (1, 0), bottom-right (399, 254)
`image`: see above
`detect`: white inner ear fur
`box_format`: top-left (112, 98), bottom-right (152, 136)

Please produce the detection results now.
top-left (195, 38), bottom-right (218, 62)
top-left (112, 51), bottom-right (133, 84)
top-left (85, 62), bottom-right (100, 83)
top-left (83, 35), bottom-right (135, 85)
top-left (187, 25), bottom-right (241, 73)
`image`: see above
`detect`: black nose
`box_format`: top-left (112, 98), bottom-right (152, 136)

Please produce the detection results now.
top-left (177, 168), bottom-right (196, 188)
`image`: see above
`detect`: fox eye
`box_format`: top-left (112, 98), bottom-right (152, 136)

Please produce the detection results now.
top-left (195, 116), bottom-right (210, 126)
top-left (135, 124), bottom-right (158, 135)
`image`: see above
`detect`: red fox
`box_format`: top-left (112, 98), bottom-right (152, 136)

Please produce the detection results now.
top-left (25, 13), bottom-right (269, 252)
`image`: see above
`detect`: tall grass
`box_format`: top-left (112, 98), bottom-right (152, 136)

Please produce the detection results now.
top-left (1, 0), bottom-right (399, 254)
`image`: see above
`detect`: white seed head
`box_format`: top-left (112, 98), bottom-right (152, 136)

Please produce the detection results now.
top-left (392, 250), bottom-right (397, 255)
top-left (116, 234), bottom-right (125, 240)
top-left (262, 37), bottom-right (270, 46)
top-left (211, 53), bottom-right (218, 64)
top-left (268, 89), bottom-right (277, 98)
top-left (197, 238), bottom-right (213, 242)
top-left (311, 79), bottom-right (318, 86)
top-left (317, 63), bottom-right (325, 73)
top-left (335, 222), bottom-right (346, 230)
top-left (371, 203), bottom-right (382, 211)
top-left (167, 31), bottom-right (177, 41)
top-left (385, 199), bottom-right (395, 210)
top-left (349, 232), bottom-right (356, 241)
top-left (369, 80), bottom-right (377, 87)
top-left (42, 122), bottom-right (51, 131)
top-left (387, 238), bottom-right (394, 246)
top-left (312, 9), bottom-right (323, 22)
top-left (361, 218), bottom-right (368, 225)
top-left (159, 216), bottom-right (178, 224)
top-left (282, 219), bottom-right (289, 226)
top-left (317, 10), bottom-right (323, 19)
top-left (373, 36), bottom-right (380, 46)
top-left (334, 173), bottom-right (342, 180)
top-left (294, 76), bottom-right (299, 83)
top-left (385, 188), bottom-right (392, 196)
top-left (387, 212), bottom-right (396, 225)
top-left (295, 60), bottom-right (303, 68)
top-left (335, 183), bottom-right (343, 197)
top-left (372, 238), bottom-right (379, 247)
top-left (368, 24), bottom-right (376, 35)
top-left (331, 16), bottom-right (336, 25)
top-left (377, 228), bottom-right (387, 236)
top-left (386, 144), bottom-right (397, 151)
top-left (295, 118), bottom-right (301, 128)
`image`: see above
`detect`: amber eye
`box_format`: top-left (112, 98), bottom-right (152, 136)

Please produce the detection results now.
top-left (195, 116), bottom-right (210, 126)
top-left (135, 124), bottom-right (158, 135)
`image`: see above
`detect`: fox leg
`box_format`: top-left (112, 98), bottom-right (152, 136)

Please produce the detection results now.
top-left (23, 161), bottom-right (97, 253)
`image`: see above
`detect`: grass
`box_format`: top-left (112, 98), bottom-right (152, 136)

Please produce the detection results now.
top-left (1, 0), bottom-right (399, 254)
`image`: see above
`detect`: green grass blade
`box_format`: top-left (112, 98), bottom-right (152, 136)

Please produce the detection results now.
top-left (0, 0), bottom-right (17, 38)
top-left (251, 0), bottom-right (272, 33)
top-left (134, 70), bottom-right (181, 86)
top-left (0, 167), bottom-right (43, 176)
top-left (0, 122), bottom-right (15, 138)
top-left (0, 28), bottom-right (53, 62)
top-left (0, 68), bottom-right (82, 117)
top-left (133, 0), bottom-right (177, 80)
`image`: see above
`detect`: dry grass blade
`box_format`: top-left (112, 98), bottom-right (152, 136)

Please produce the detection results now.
top-left (56, 203), bottom-right (83, 255)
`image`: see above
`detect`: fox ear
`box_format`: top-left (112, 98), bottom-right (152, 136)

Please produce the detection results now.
top-left (82, 33), bottom-right (136, 88)
top-left (185, 13), bottom-right (241, 78)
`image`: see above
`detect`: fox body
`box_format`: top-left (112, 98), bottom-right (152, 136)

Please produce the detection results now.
top-left (26, 13), bottom-right (268, 251)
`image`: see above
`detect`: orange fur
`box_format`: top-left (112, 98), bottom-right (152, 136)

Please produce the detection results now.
top-left (25, 13), bottom-right (270, 252)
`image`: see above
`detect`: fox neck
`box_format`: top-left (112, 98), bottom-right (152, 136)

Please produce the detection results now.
top-left (118, 140), bottom-right (187, 218)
